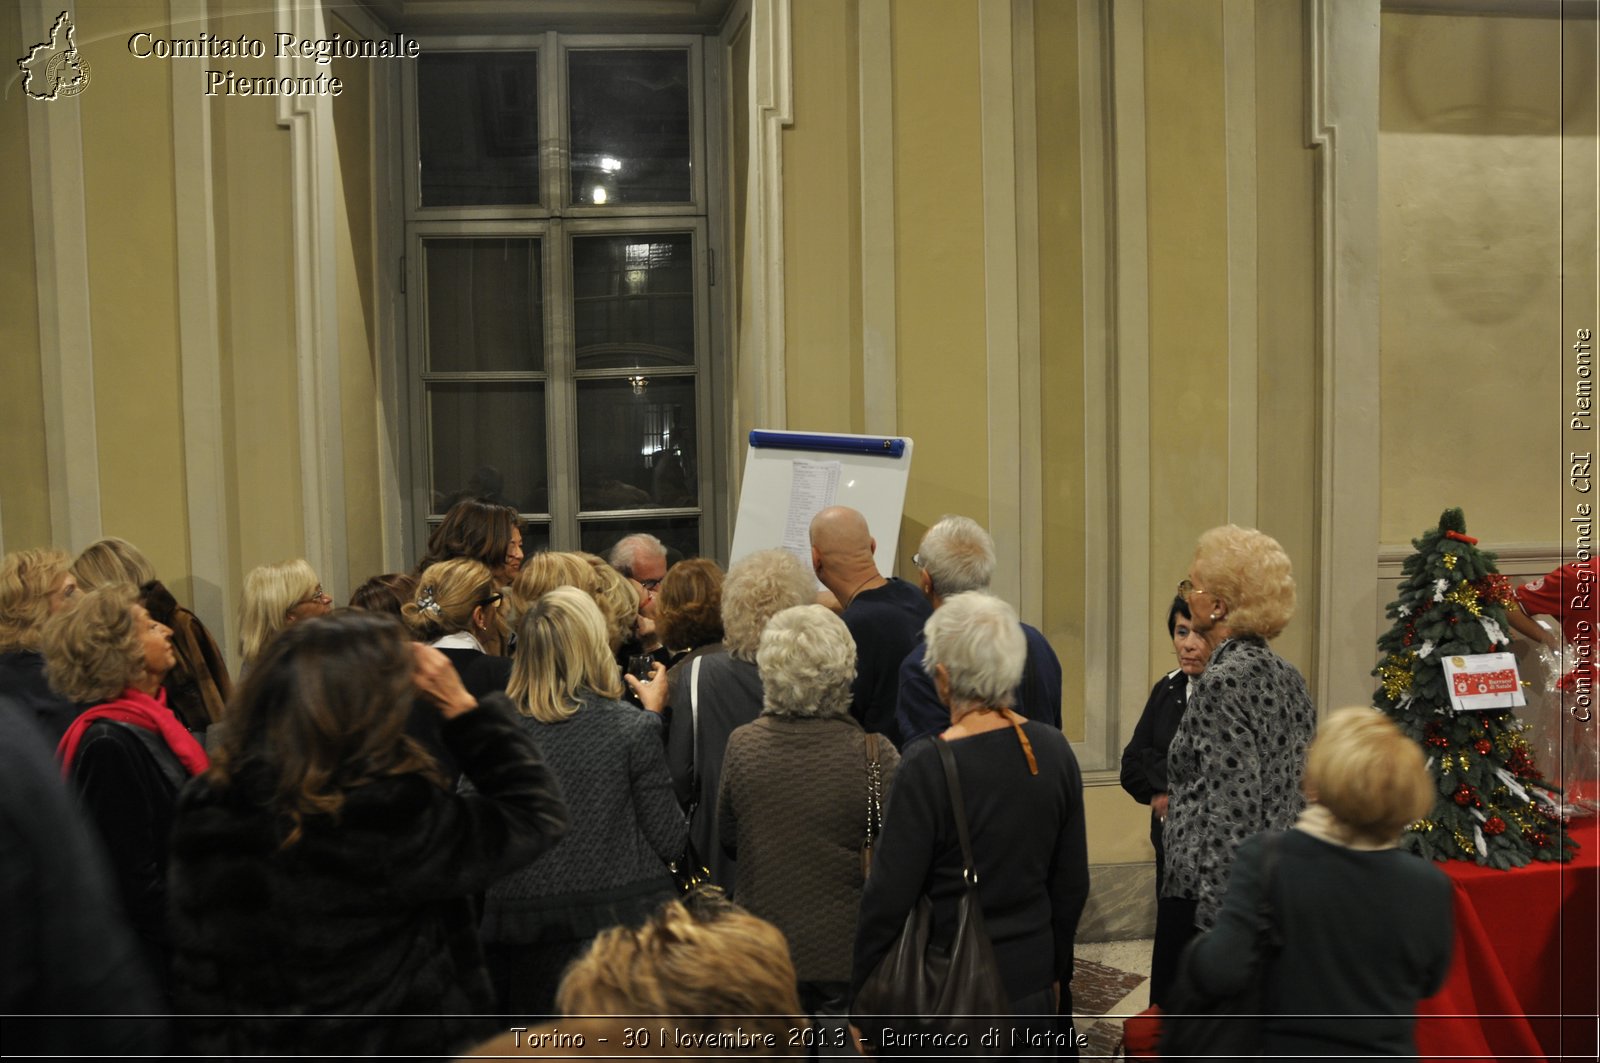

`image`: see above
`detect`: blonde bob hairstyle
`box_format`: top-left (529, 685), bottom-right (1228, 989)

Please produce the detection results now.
top-left (757, 604), bottom-right (856, 719)
top-left (239, 559), bottom-right (321, 664)
top-left (583, 555), bottom-right (642, 652)
top-left (403, 558), bottom-right (498, 642)
top-left (1191, 524), bottom-right (1297, 640)
top-left (509, 586), bottom-right (624, 723)
top-left (556, 891), bottom-right (803, 1045)
top-left (0, 548), bottom-right (72, 654)
top-left (1303, 706), bottom-right (1435, 844)
top-left (71, 537), bottom-right (157, 593)
top-left (721, 549), bottom-right (816, 661)
top-left (922, 592), bottom-right (1026, 714)
top-left (510, 551), bottom-right (597, 614)
top-left (41, 583), bottom-right (143, 704)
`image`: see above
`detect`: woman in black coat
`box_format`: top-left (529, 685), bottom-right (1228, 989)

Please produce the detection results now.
top-left (850, 593), bottom-right (1089, 1057)
top-left (167, 610), bottom-right (568, 1059)
top-left (1119, 594), bottom-right (1209, 1006)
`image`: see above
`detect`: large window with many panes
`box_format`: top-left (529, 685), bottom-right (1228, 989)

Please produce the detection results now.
top-left (403, 35), bottom-right (720, 561)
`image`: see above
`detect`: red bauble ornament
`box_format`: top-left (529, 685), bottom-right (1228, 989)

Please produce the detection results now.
top-left (1483, 816), bottom-right (1507, 835)
top-left (1453, 785), bottom-right (1474, 806)
top-left (1475, 739), bottom-right (1493, 755)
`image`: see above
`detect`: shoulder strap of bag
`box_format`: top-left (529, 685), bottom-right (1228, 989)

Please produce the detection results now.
top-left (934, 738), bottom-right (978, 883)
top-left (688, 654), bottom-right (704, 800)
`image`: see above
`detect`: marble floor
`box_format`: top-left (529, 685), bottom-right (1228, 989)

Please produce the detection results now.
top-left (1071, 939), bottom-right (1153, 1059)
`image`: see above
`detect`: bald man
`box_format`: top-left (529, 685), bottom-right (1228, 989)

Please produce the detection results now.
top-left (809, 506), bottom-right (931, 746)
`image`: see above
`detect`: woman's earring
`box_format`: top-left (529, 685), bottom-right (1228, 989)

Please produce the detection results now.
top-left (1210, 611), bottom-right (1220, 621)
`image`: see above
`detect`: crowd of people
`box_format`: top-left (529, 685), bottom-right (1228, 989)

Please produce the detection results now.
top-left (0, 502), bottom-right (1490, 1059)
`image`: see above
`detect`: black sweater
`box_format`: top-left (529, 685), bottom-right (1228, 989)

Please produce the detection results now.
top-left (850, 724), bottom-right (1089, 1003)
top-left (168, 695), bottom-right (569, 1059)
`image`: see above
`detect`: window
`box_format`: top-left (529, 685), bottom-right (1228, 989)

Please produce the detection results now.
top-left (403, 35), bottom-right (719, 563)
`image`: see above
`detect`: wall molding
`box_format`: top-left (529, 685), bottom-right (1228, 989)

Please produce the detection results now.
top-left (1105, 0), bottom-right (1154, 771)
top-left (25, 0), bottom-right (102, 552)
top-left (277, 0), bottom-right (349, 596)
top-left (980, 0), bottom-right (1023, 611)
top-left (1012, 0), bottom-right (1044, 626)
top-left (1306, 0), bottom-right (1382, 712)
top-left (170, 0), bottom-right (234, 644)
top-left (738, 0), bottom-right (792, 435)
top-left (1224, 0), bottom-right (1259, 526)
top-left (858, 0), bottom-right (897, 438)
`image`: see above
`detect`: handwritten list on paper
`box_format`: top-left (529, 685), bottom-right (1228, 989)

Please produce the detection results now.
top-left (780, 459), bottom-right (843, 579)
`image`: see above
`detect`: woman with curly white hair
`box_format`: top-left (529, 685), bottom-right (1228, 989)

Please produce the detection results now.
top-left (717, 604), bottom-right (901, 1021)
top-left (1163, 524), bottom-right (1317, 949)
top-left (630, 548), bottom-right (816, 891)
top-left (850, 592), bottom-right (1088, 1053)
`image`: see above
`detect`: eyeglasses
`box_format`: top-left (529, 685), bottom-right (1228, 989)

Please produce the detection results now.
top-left (912, 553), bottom-right (925, 569)
top-left (638, 578), bottom-right (662, 593)
top-left (293, 586), bottom-right (332, 609)
top-left (1177, 579), bottom-right (1202, 603)
top-left (477, 591), bottom-right (504, 607)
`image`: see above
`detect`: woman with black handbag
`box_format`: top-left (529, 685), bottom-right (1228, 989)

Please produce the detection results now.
top-left (850, 593), bottom-right (1089, 1057)
top-left (717, 604), bottom-right (901, 1031)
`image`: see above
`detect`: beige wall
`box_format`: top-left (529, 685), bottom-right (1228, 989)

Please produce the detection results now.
top-left (6, 3), bottom-right (386, 660)
top-left (0, 0), bottom-right (50, 551)
top-left (1379, 12), bottom-right (1591, 549)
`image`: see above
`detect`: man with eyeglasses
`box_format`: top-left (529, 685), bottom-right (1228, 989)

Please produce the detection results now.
top-left (608, 533), bottom-right (674, 677)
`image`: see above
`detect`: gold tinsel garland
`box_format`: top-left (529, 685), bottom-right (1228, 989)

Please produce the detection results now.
top-left (1379, 651), bottom-right (1416, 700)
top-left (1443, 553), bottom-right (1457, 570)
top-left (1445, 583), bottom-right (1483, 617)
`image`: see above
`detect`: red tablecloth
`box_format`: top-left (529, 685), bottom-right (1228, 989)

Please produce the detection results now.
top-left (1416, 817), bottom-right (1600, 1062)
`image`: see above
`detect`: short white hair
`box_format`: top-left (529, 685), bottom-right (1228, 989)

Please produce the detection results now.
top-left (922, 592), bottom-right (1025, 710)
top-left (608, 533), bottom-right (668, 577)
top-left (756, 604), bottom-right (857, 719)
top-left (917, 515), bottom-right (995, 596)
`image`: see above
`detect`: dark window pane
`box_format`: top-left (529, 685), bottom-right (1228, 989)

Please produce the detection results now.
top-left (572, 234), bottom-right (694, 368)
top-left (429, 383), bottom-right (548, 515)
top-left (577, 377), bottom-right (697, 511)
top-left (568, 50), bottom-right (692, 205)
top-left (419, 52), bottom-right (539, 207)
top-left (581, 516), bottom-right (700, 564)
top-left (425, 239), bottom-right (543, 372)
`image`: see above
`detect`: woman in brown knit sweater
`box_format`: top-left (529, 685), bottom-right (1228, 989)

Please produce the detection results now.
top-left (716, 603), bottom-right (900, 1022)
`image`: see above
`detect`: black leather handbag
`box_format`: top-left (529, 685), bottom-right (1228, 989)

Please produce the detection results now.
top-left (1159, 831), bottom-right (1284, 1061)
top-left (852, 739), bottom-right (1010, 1053)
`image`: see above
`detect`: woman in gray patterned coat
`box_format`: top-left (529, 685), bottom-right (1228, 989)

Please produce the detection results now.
top-left (477, 587), bottom-right (687, 1018)
top-left (1165, 524), bottom-right (1316, 932)
top-left (717, 604), bottom-right (901, 1019)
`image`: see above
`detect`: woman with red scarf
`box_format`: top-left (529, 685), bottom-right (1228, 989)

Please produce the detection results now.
top-left (44, 583), bottom-right (208, 1001)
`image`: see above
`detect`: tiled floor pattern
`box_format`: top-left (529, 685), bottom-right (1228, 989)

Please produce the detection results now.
top-left (1072, 939), bottom-right (1153, 1059)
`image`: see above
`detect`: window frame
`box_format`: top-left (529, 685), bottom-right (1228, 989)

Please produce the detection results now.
top-left (399, 31), bottom-right (725, 561)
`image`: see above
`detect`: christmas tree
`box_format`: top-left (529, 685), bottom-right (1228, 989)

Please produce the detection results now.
top-left (1373, 508), bottom-right (1576, 867)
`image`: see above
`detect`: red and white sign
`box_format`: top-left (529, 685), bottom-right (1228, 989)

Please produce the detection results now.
top-left (1442, 652), bottom-right (1527, 712)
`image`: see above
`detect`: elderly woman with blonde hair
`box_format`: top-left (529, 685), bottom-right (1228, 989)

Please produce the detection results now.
top-left (1181, 707), bottom-right (1452, 1058)
top-left (630, 548), bottom-right (817, 891)
top-left (238, 559), bottom-right (332, 669)
top-left (476, 586), bottom-right (686, 1017)
top-left (0, 548), bottom-right (82, 742)
top-left (73, 536), bottom-right (232, 732)
top-left (1163, 524), bottom-right (1317, 954)
top-left (44, 584), bottom-right (206, 1000)
top-left (718, 604), bottom-right (900, 1022)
